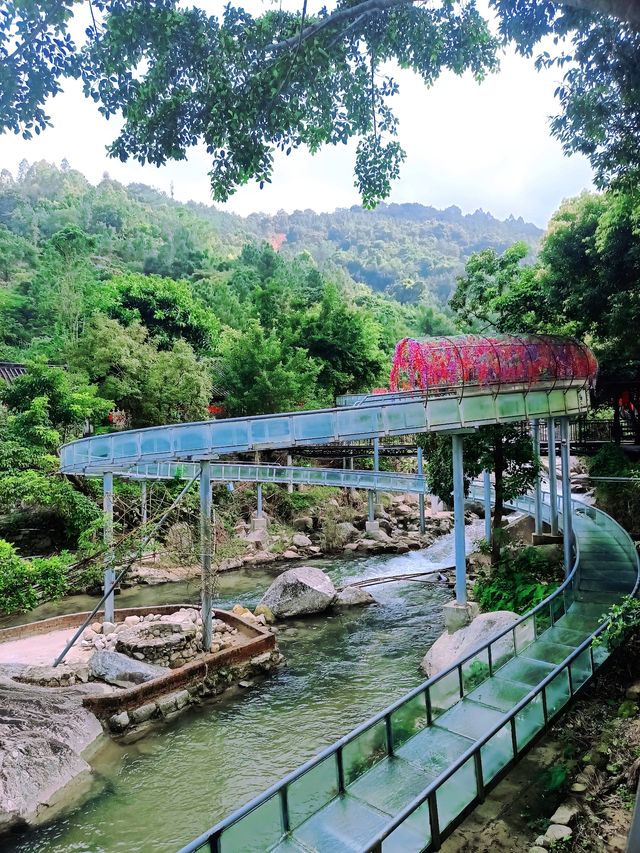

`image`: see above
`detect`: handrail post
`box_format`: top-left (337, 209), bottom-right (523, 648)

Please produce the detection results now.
top-left (560, 417), bottom-right (573, 576)
top-left (547, 418), bottom-right (559, 535)
top-left (417, 446), bottom-right (426, 534)
top-left (200, 461), bottom-right (213, 651)
top-left (452, 433), bottom-right (467, 605)
top-left (103, 472), bottom-right (114, 624)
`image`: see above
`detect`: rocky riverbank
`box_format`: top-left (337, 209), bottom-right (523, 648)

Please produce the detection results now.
top-left (128, 491), bottom-right (464, 586)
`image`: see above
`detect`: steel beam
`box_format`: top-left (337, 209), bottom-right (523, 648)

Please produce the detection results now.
top-left (482, 469), bottom-right (492, 544)
top-left (547, 418), bottom-right (559, 535)
top-left (531, 419), bottom-right (543, 535)
top-left (452, 434), bottom-right (467, 605)
top-left (560, 418), bottom-right (574, 575)
top-left (200, 461), bottom-right (213, 651)
top-left (417, 446), bottom-right (425, 534)
top-left (103, 472), bottom-right (115, 624)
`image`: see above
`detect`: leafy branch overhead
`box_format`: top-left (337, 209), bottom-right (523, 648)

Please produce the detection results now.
top-left (1, 0), bottom-right (639, 206)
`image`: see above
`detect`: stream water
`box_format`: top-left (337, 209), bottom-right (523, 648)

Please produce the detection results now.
top-left (4, 521), bottom-right (483, 853)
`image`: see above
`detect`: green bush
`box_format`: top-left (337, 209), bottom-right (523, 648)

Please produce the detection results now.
top-left (598, 596), bottom-right (640, 651)
top-left (0, 539), bottom-right (72, 614)
top-left (589, 447), bottom-right (640, 534)
top-left (473, 545), bottom-right (563, 614)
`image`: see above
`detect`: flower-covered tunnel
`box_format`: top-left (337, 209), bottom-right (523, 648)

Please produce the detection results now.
top-left (389, 335), bottom-right (598, 396)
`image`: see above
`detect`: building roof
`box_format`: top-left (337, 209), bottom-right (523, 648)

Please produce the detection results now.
top-left (0, 362), bottom-right (27, 384)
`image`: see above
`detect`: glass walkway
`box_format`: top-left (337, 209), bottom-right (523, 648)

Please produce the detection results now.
top-left (178, 492), bottom-right (638, 853)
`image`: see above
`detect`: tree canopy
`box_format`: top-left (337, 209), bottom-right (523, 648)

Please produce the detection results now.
top-left (1, 1), bottom-right (638, 206)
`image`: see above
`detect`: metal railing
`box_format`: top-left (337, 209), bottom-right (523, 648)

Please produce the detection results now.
top-left (178, 493), bottom-right (639, 853)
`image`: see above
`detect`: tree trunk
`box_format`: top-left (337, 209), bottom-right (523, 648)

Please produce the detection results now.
top-left (491, 434), bottom-right (505, 566)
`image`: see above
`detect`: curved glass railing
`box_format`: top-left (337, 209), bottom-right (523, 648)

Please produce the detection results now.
top-left (60, 383), bottom-right (590, 477)
top-left (177, 493), bottom-right (638, 853)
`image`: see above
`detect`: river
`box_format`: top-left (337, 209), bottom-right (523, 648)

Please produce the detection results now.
top-left (4, 520), bottom-right (483, 853)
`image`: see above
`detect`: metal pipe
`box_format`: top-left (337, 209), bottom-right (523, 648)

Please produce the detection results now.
top-left (560, 417), bottom-right (573, 575)
top-left (368, 490), bottom-right (375, 523)
top-left (257, 483), bottom-right (263, 518)
top-left (103, 473), bottom-right (114, 624)
top-left (373, 437), bottom-right (380, 504)
top-left (200, 461), bottom-right (213, 651)
top-left (531, 419), bottom-right (543, 535)
top-left (417, 446), bottom-right (426, 534)
top-left (452, 434), bottom-right (467, 605)
top-left (482, 469), bottom-right (491, 544)
top-left (547, 418), bottom-right (559, 535)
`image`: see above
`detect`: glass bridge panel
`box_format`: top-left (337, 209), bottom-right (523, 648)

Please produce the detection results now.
top-left (71, 441), bottom-right (89, 465)
top-left (570, 648), bottom-right (593, 691)
top-left (514, 616), bottom-right (535, 654)
top-left (140, 429), bottom-right (171, 456)
top-left (89, 435), bottom-right (112, 461)
top-left (429, 670), bottom-right (461, 717)
top-left (390, 692), bottom-right (428, 750)
top-left (111, 432), bottom-right (139, 460)
top-left (210, 420), bottom-right (250, 449)
top-left (250, 417), bottom-right (292, 445)
top-left (435, 758), bottom-right (475, 831)
top-left (382, 401), bottom-right (427, 434)
top-left (287, 755), bottom-right (339, 829)
top-left (489, 631), bottom-right (515, 671)
top-left (515, 694), bottom-right (545, 749)
top-left (219, 794), bottom-right (282, 853)
top-left (294, 412), bottom-right (336, 442)
top-left (462, 649), bottom-right (490, 693)
top-left (342, 721), bottom-right (388, 786)
top-left (480, 724), bottom-right (514, 782)
top-left (176, 425), bottom-right (211, 452)
top-left (381, 801), bottom-right (431, 853)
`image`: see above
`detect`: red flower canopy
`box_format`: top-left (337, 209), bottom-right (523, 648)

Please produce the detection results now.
top-left (389, 335), bottom-right (597, 393)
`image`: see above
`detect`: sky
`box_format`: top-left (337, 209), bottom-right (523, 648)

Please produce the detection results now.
top-left (0, 4), bottom-right (595, 229)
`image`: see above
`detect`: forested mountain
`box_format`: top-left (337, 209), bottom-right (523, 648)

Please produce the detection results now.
top-left (0, 161), bottom-right (541, 309)
top-left (245, 204), bottom-right (542, 304)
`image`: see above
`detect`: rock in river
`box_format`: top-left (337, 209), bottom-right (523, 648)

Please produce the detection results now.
top-left (258, 566), bottom-right (337, 619)
top-left (334, 586), bottom-right (376, 607)
top-left (421, 610), bottom-right (519, 677)
top-left (0, 675), bottom-right (103, 833)
top-left (89, 649), bottom-right (169, 688)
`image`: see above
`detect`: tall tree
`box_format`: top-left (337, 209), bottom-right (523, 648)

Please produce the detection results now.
top-left (1, 2), bottom-right (638, 205)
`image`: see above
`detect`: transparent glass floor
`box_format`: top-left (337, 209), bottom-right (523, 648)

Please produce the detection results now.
top-left (208, 503), bottom-right (637, 853)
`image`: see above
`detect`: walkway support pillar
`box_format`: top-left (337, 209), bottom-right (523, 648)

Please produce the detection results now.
top-left (257, 483), bottom-right (263, 518)
top-left (367, 490), bottom-right (375, 523)
top-left (373, 437), bottom-right (380, 505)
top-left (103, 473), bottom-right (115, 624)
top-left (141, 480), bottom-right (148, 526)
top-left (417, 446), bottom-right (426, 534)
top-left (200, 461), bottom-right (213, 652)
top-left (547, 418), bottom-right (559, 535)
top-left (452, 434), bottom-right (467, 606)
top-left (287, 454), bottom-right (293, 494)
top-left (482, 469), bottom-right (492, 544)
top-left (560, 418), bottom-right (574, 576)
top-left (531, 419), bottom-right (543, 536)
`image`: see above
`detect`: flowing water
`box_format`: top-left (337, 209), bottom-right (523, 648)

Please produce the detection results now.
top-left (4, 521), bottom-right (483, 853)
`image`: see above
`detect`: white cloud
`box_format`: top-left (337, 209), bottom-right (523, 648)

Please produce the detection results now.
top-left (0, 26), bottom-right (593, 229)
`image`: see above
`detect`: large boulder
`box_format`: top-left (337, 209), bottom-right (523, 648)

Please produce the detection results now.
top-left (258, 566), bottom-right (337, 619)
top-left (335, 521), bottom-right (359, 544)
top-left (421, 611), bottom-right (519, 677)
top-left (334, 586), bottom-right (376, 607)
top-left (88, 649), bottom-right (169, 688)
top-left (0, 676), bottom-right (103, 833)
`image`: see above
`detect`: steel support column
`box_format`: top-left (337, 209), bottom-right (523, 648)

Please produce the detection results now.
top-left (560, 417), bottom-right (574, 575)
top-left (531, 419), bottom-right (543, 535)
top-left (547, 417), bottom-right (559, 535)
top-left (103, 472), bottom-right (115, 624)
top-left (200, 461), bottom-right (213, 651)
top-left (482, 469), bottom-right (492, 544)
top-left (368, 490), bottom-right (375, 523)
top-left (452, 434), bottom-right (467, 605)
top-left (417, 446), bottom-right (426, 534)
top-left (141, 480), bottom-right (148, 526)
top-left (287, 454), bottom-right (293, 493)
top-left (257, 483), bottom-right (263, 518)
top-left (373, 437), bottom-right (380, 503)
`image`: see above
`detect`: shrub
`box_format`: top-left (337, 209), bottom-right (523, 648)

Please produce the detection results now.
top-left (0, 539), bottom-right (72, 614)
top-left (473, 545), bottom-right (563, 614)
